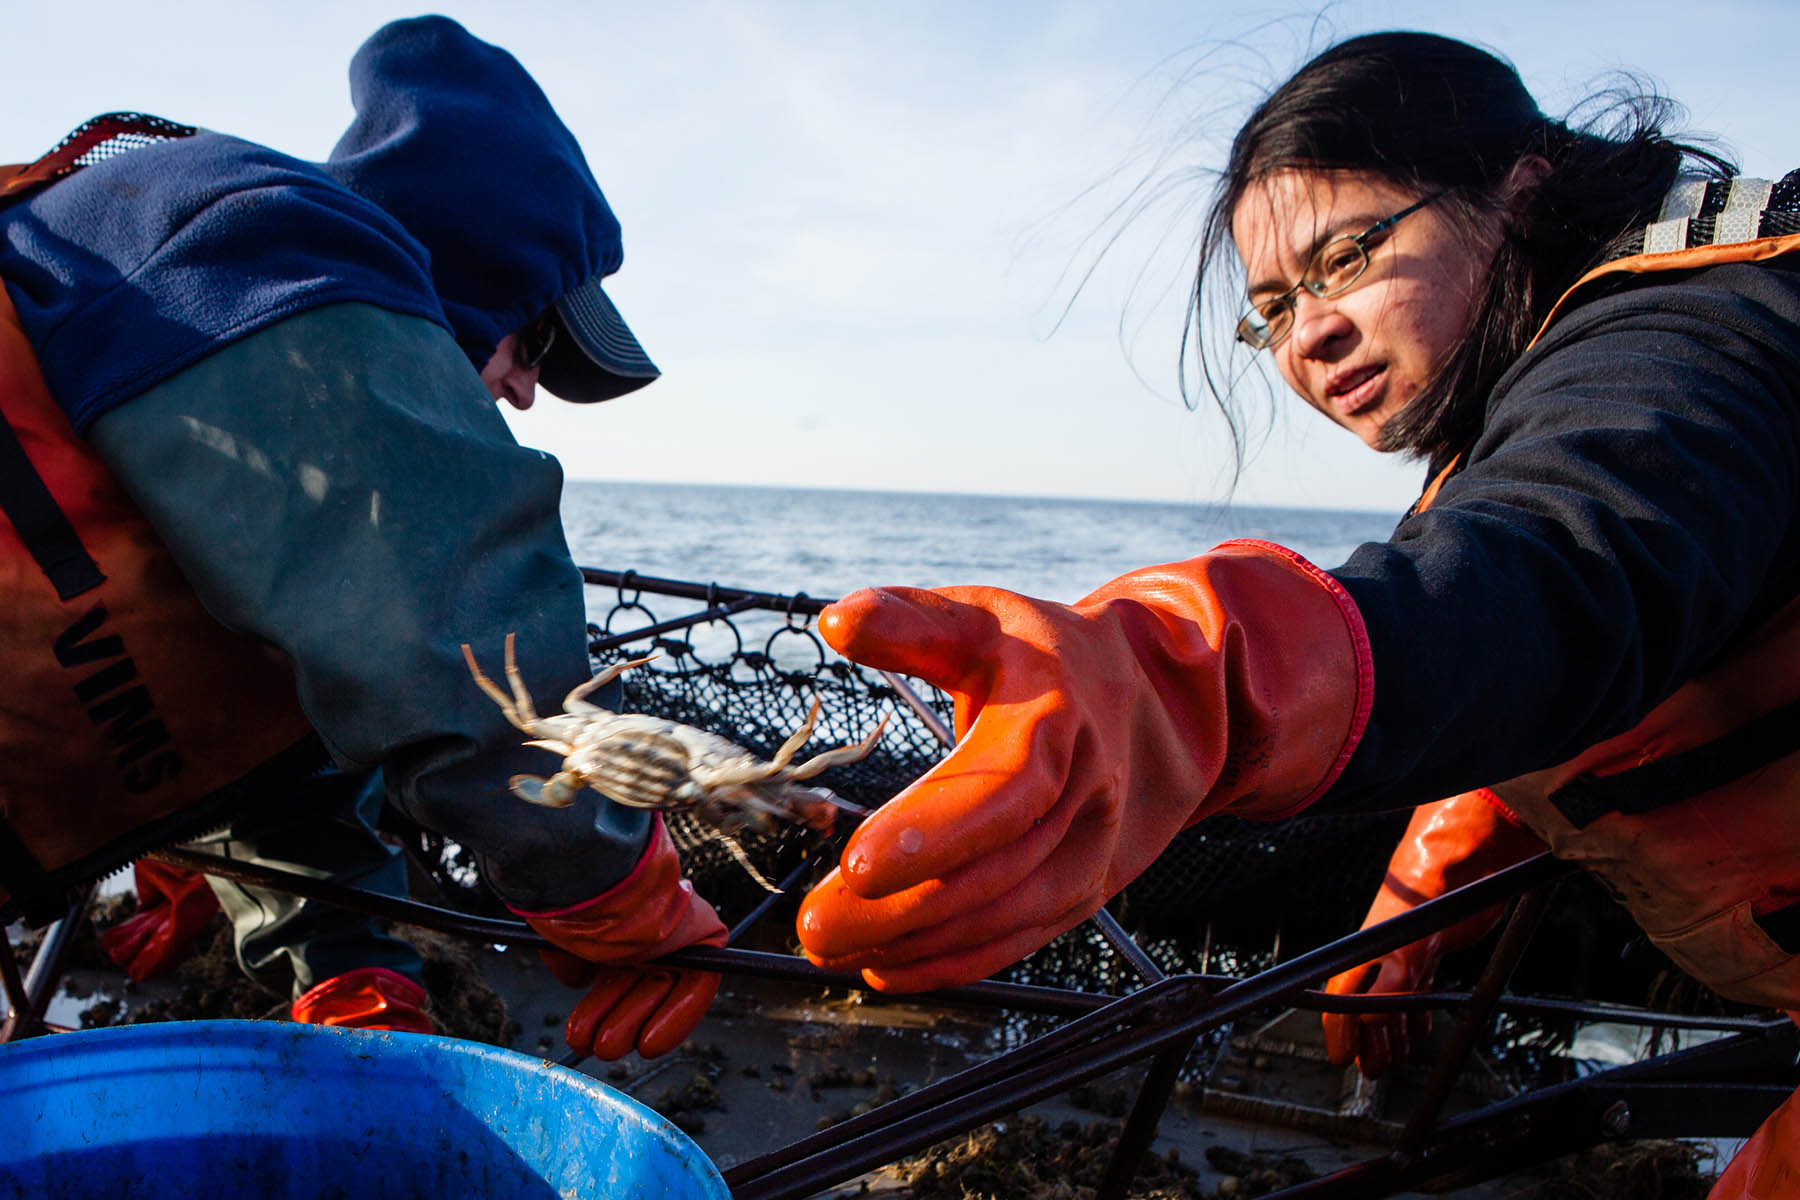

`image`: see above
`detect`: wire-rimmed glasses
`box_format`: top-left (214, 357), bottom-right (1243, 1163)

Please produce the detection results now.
top-left (1235, 192), bottom-right (1443, 350)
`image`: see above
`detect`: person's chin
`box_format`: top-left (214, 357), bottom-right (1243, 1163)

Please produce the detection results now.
top-left (1333, 404), bottom-right (1386, 449)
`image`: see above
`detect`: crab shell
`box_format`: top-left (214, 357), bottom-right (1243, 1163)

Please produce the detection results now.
top-left (463, 636), bottom-right (879, 839)
top-left (523, 714), bottom-right (850, 835)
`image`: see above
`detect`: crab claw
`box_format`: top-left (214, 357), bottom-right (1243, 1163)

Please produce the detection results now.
top-left (785, 785), bottom-right (865, 833)
top-left (509, 773), bottom-right (578, 808)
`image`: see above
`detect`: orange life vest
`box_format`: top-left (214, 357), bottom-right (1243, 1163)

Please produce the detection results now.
top-left (1424, 208), bottom-right (1800, 1008)
top-left (0, 121), bottom-right (318, 923)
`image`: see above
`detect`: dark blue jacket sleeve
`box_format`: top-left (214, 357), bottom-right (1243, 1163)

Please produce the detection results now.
top-left (1323, 259), bottom-right (1800, 811)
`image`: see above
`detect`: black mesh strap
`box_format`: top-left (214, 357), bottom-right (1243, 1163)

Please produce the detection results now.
top-left (0, 412), bottom-right (103, 599)
top-left (1, 112), bottom-right (197, 209)
top-left (1549, 695), bottom-right (1800, 829)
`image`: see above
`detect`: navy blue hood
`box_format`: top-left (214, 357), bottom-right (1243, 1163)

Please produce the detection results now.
top-left (324, 16), bottom-right (627, 368)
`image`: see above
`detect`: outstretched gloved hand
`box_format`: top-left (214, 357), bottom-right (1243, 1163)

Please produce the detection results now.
top-left (515, 815), bottom-right (727, 1060)
top-left (1322, 790), bottom-right (1545, 1077)
top-left (797, 541), bottom-right (1372, 993)
top-left (99, 859), bottom-right (221, 982)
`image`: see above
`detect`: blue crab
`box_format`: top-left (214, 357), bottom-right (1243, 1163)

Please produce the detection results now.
top-left (461, 634), bottom-right (884, 841)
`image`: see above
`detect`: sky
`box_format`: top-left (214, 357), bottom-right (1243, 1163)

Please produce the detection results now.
top-left (4, 0), bottom-right (1795, 512)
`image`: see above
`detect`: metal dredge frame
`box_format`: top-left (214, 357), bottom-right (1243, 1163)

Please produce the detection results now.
top-left (5, 567), bottom-right (1795, 1199)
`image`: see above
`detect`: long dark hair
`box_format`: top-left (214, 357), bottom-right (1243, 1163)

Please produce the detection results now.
top-left (1192, 31), bottom-right (1733, 469)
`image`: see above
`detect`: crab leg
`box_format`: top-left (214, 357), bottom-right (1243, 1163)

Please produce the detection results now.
top-left (500, 632), bottom-right (543, 723)
top-left (564, 654), bottom-right (657, 709)
top-left (468, 632), bottom-right (890, 879)
top-left (784, 715), bottom-right (891, 780)
top-left (765, 700), bottom-right (823, 771)
top-left (461, 638), bottom-right (537, 733)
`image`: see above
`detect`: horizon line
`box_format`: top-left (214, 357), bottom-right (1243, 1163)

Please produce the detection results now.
top-left (561, 474), bottom-right (1405, 517)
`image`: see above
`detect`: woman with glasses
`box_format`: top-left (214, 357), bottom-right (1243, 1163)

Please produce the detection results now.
top-left (798, 31), bottom-right (1800, 1190)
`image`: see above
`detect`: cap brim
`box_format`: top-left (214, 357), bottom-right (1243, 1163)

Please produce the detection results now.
top-left (538, 275), bottom-right (660, 403)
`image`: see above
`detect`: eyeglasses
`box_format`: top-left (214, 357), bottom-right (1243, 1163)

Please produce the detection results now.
top-left (1235, 192), bottom-right (1443, 351)
top-left (516, 308), bottom-right (559, 371)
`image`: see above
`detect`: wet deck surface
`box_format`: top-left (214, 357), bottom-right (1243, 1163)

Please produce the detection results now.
top-left (23, 919), bottom-right (1710, 1198)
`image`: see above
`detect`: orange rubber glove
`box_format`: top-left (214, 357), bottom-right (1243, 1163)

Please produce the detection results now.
top-left (290, 966), bottom-right (435, 1034)
top-left (1322, 789), bottom-right (1546, 1077)
top-left (99, 859), bottom-right (222, 982)
top-left (796, 540), bottom-right (1372, 993)
top-left (514, 815), bottom-right (728, 1060)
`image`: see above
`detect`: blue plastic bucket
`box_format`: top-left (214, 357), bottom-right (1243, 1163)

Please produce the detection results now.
top-left (0, 1019), bottom-right (728, 1199)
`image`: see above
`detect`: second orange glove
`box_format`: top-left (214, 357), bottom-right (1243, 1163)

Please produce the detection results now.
top-left (99, 859), bottom-right (222, 982)
top-left (1322, 789), bottom-right (1546, 1077)
top-left (514, 815), bottom-right (727, 1060)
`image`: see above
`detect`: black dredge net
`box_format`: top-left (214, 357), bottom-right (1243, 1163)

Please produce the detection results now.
top-left (577, 586), bottom-right (1419, 984)
top-left (412, 578), bottom-right (1653, 1018)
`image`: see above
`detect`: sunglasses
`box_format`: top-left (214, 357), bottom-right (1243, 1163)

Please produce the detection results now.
top-left (517, 308), bottom-right (559, 371)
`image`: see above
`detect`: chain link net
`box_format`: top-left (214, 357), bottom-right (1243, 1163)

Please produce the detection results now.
top-left (579, 583), bottom-right (1420, 984)
top-left (405, 576), bottom-right (1661, 1020)
top-left (589, 608), bottom-right (948, 929)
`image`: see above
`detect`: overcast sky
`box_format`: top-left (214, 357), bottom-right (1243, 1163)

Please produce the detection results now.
top-left (5, 1), bottom-right (1794, 511)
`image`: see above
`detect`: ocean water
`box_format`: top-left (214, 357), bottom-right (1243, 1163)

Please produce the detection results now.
top-left (560, 481), bottom-right (1406, 675)
top-left (561, 480), bottom-right (1402, 607)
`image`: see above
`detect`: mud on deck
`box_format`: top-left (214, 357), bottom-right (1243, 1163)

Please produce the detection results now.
top-left (12, 898), bottom-right (1721, 1200)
